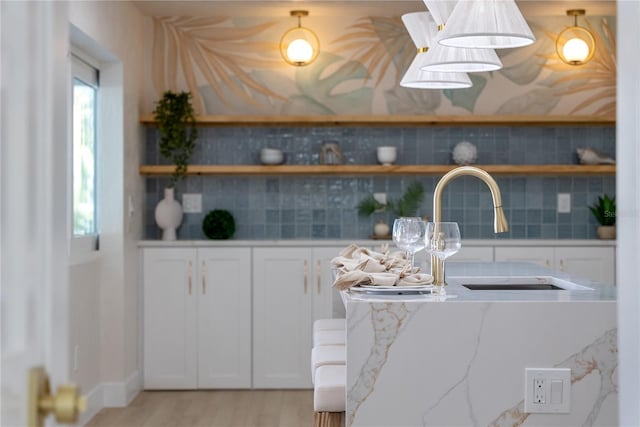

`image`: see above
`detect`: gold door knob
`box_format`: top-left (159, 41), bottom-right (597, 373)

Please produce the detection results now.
top-left (29, 366), bottom-right (87, 427)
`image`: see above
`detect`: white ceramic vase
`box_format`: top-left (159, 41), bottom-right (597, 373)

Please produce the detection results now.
top-left (155, 187), bottom-right (183, 241)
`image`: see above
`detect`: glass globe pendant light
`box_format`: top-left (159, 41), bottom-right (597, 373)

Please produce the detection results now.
top-left (280, 10), bottom-right (320, 66)
top-left (556, 9), bottom-right (595, 66)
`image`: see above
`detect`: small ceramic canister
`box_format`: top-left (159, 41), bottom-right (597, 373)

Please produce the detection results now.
top-left (377, 146), bottom-right (397, 166)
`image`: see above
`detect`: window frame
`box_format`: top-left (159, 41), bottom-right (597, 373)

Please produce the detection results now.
top-left (70, 50), bottom-right (100, 258)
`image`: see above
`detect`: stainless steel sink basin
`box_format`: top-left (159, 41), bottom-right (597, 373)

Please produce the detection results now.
top-left (450, 276), bottom-right (594, 291)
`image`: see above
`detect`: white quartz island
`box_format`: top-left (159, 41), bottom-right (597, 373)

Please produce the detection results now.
top-left (342, 263), bottom-right (617, 427)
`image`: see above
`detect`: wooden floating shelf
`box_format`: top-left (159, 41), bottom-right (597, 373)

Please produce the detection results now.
top-left (139, 114), bottom-right (615, 127)
top-left (139, 164), bottom-right (616, 176)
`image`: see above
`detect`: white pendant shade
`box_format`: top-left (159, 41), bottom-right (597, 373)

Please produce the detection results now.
top-left (438, 0), bottom-right (535, 49)
top-left (401, 11), bottom-right (439, 49)
top-left (400, 12), bottom-right (472, 89)
top-left (401, 53), bottom-right (472, 89)
top-left (421, 0), bottom-right (502, 72)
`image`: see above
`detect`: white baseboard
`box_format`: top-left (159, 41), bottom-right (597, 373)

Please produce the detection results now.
top-left (103, 370), bottom-right (141, 407)
top-left (78, 370), bottom-right (141, 426)
top-left (77, 383), bottom-right (104, 426)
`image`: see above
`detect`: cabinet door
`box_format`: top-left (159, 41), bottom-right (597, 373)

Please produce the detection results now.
top-left (253, 248), bottom-right (313, 388)
top-left (143, 248), bottom-right (197, 389)
top-left (555, 247), bottom-right (615, 285)
top-left (494, 247), bottom-right (554, 270)
top-left (197, 248), bottom-right (251, 388)
top-left (312, 247), bottom-right (346, 320)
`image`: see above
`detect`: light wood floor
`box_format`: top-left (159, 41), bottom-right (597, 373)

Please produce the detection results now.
top-left (86, 390), bottom-right (314, 427)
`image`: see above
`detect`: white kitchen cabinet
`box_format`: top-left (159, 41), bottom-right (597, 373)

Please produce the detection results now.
top-left (555, 247), bottom-right (615, 285)
top-left (252, 247), bottom-right (343, 388)
top-left (494, 247), bottom-right (553, 269)
top-left (143, 247), bottom-right (251, 389)
top-left (197, 248), bottom-right (251, 388)
top-left (143, 248), bottom-right (197, 389)
top-left (494, 246), bottom-right (615, 284)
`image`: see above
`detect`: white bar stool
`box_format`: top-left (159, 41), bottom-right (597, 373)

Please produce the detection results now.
top-left (314, 364), bottom-right (346, 427)
top-left (313, 318), bottom-right (346, 333)
top-left (313, 329), bottom-right (346, 347)
top-left (311, 345), bottom-right (346, 385)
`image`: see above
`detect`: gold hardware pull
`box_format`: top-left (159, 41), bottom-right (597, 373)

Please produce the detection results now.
top-left (560, 259), bottom-right (565, 271)
top-left (188, 261), bottom-right (192, 295)
top-left (546, 259), bottom-right (551, 268)
top-left (201, 260), bottom-right (206, 294)
top-left (29, 366), bottom-right (87, 427)
top-left (304, 260), bottom-right (308, 294)
top-left (316, 260), bottom-right (321, 294)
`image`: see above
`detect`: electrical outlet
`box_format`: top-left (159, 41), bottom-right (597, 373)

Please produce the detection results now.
top-left (533, 377), bottom-right (546, 404)
top-left (525, 368), bottom-right (571, 413)
top-left (557, 193), bottom-right (571, 213)
top-left (182, 193), bottom-right (202, 213)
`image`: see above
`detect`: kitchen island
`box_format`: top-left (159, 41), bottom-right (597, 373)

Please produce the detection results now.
top-left (342, 262), bottom-right (616, 427)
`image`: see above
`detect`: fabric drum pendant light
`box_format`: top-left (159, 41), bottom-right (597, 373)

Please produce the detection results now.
top-left (438, 0), bottom-right (535, 49)
top-left (421, 0), bottom-right (502, 72)
top-left (400, 12), bottom-right (472, 89)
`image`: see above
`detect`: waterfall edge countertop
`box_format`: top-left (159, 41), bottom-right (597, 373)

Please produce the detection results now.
top-left (342, 262), bottom-right (617, 427)
top-left (341, 261), bottom-right (616, 304)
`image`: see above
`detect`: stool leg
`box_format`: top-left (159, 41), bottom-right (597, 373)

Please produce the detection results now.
top-left (314, 411), bottom-right (344, 427)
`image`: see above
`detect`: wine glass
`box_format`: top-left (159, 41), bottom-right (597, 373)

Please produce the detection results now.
top-left (392, 217), bottom-right (427, 269)
top-left (426, 222), bottom-right (461, 286)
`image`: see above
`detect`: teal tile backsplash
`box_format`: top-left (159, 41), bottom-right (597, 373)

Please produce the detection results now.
top-left (144, 125), bottom-right (615, 240)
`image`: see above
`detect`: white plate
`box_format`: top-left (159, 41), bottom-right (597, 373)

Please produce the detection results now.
top-left (350, 284), bottom-right (434, 292)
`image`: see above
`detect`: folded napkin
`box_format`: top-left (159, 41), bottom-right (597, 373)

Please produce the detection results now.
top-left (333, 271), bottom-right (398, 290)
top-left (331, 244), bottom-right (433, 290)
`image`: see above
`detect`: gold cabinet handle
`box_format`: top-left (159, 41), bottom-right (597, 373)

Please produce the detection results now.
top-left (201, 260), bottom-right (206, 294)
top-left (29, 366), bottom-right (87, 427)
top-left (188, 261), bottom-right (192, 295)
top-left (316, 260), bottom-right (321, 294)
top-left (304, 260), bottom-right (308, 294)
top-left (559, 259), bottom-right (565, 271)
top-left (545, 259), bottom-right (551, 268)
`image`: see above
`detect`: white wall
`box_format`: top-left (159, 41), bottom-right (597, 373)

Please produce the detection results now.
top-left (67, 0), bottom-right (146, 412)
top-left (616, 1), bottom-right (640, 424)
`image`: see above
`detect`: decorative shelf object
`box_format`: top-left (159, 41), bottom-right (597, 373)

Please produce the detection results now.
top-left (139, 164), bottom-right (616, 177)
top-left (139, 114), bottom-right (615, 127)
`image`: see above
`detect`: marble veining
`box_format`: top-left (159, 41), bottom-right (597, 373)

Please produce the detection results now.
top-left (348, 302), bottom-right (412, 426)
top-left (421, 303), bottom-right (491, 426)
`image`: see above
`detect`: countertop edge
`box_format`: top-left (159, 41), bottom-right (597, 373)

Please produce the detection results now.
top-left (138, 239), bottom-right (616, 248)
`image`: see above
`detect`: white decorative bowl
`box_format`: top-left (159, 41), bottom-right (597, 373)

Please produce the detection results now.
top-left (452, 141), bottom-right (478, 165)
top-left (260, 148), bottom-right (284, 165)
top-left (377, 146), bottom-right (397, 166)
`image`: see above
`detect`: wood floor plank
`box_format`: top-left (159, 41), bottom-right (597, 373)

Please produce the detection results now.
top-left (87, 390), bottom-right (314, 427)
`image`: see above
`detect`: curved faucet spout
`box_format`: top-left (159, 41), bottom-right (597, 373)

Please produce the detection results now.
top-left (433, 166), bottom-right (509, 233)
top-left (430, 166), bottom-right (509, 287)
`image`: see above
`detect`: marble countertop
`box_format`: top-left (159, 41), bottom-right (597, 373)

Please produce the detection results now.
top-left (342, 262), bottom-right (616, 303)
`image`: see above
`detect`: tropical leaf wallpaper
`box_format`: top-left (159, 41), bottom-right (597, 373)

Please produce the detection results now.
top-left (143, 14), bottom-right (616, 116)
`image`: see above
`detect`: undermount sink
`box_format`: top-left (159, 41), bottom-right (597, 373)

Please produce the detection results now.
top-left (451, 276), bottom-right (594, 291)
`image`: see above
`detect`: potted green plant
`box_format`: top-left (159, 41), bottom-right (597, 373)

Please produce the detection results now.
top-left (589, 194), bottom-right (616, 240)
top-left (152, 91), bottom-right (198, 240)
top-left (357, 182), bottom-right (425, 238)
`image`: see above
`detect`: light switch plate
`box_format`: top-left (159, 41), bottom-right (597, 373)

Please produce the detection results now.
top-left (182, 193), bottom-right (202, 213)
top-left (557, 193), bottom-right (571, 213)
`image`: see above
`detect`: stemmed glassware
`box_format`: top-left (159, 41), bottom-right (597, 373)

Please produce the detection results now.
top-left (426, 222), bottom-right (462, 287)
top-left (392, 217), bottom-right (427, 269)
